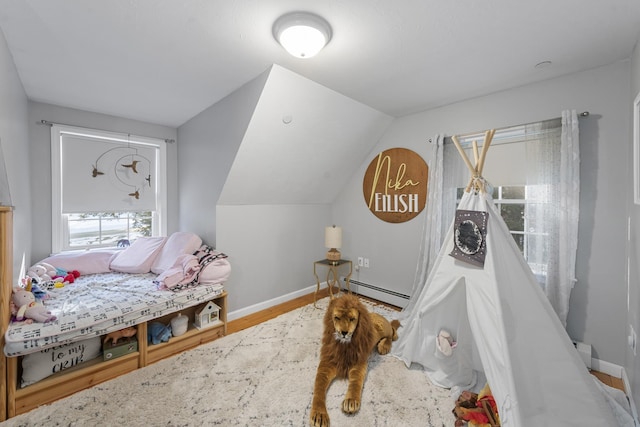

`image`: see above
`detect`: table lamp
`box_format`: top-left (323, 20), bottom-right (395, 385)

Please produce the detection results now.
top-left (325, 225), bottom-right (342, 263)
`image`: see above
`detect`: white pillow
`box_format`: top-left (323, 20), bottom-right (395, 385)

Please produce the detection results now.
top-left (21, 337), bottom-right (102, 387)
top-left (110, 237), bottom-right (166, 273)
top-left (150, 232), bottom-right (202, 274)
top-left (41, 250), bottom-right (117, 275)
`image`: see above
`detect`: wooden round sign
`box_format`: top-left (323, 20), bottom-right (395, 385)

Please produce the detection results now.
top-left (363, 147), bottom-right (428, 223)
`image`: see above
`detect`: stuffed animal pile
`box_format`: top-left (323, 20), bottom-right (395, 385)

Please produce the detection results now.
top-left (27, 262), bottom-right (80, 289)
top-left (452, 384), bottom-right (500, 427)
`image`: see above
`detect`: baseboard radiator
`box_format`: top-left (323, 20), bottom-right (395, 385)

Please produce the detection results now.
top-left (343, 278), bottom-right (410, 301)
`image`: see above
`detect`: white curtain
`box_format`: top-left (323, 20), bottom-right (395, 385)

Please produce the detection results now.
top-left (403, 135), bottom-right (445, 315)
top-left (525, 110), bottom-right (580, 326)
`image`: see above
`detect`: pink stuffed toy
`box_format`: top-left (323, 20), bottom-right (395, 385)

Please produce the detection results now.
top-left (11, 279), bottom-right (57, 323)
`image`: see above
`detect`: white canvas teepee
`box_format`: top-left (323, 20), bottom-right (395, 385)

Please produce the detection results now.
top-left (392, 131), bottom-right (633, 426)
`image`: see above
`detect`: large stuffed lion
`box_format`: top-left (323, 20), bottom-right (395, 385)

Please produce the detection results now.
top-left (310, 294), bottom-right (400, 427)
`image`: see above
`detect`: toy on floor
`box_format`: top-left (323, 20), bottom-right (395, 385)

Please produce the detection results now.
top-left (452, 384), bottom-right (500, 426)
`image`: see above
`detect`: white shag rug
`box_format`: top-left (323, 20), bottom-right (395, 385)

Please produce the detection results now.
top-left (1, 297), bottom-right (452, 427)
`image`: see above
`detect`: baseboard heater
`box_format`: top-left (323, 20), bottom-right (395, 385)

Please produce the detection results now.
top-left (343, 278), bottom-right (410, 300)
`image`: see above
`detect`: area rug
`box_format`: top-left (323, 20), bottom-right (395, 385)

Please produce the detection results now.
top-left (1, 297), bottom-right (452, 427)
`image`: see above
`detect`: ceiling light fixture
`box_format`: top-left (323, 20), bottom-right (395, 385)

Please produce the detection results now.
top-left (273, 11), bottom-right (332, 59)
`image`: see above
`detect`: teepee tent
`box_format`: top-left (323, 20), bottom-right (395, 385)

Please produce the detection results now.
top-left (392, 130), bottom-right (633, 426)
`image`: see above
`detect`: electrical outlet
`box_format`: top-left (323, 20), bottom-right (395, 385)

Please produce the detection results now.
top-left (357, 257), bottom-right (364, 267)
top-left (364, 258), bottom-right (370, 268)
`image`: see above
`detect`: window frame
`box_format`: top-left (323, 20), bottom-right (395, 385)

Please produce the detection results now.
top-left (51, 125), bottom-right (167, 253)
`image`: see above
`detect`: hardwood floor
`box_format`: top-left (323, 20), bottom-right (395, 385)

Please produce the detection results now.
top-left (226, 289), bottom-right (624, 392)
top-left (591, 370), bottom-right (625, 392)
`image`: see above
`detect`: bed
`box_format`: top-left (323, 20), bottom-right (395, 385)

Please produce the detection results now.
top-left (0, 226), bottom-right (231, 419)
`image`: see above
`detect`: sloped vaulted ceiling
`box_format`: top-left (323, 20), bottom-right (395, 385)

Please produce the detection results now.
top-left (219, 65), bottom-right (393, 205)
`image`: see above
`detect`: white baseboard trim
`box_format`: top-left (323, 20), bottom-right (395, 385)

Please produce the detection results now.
top-left (227, 284), bottom-right (317, 321)
top-left (591, 358), bottom-right (624, 377)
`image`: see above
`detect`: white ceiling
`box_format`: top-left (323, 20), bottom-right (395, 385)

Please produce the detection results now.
top-left (0, 0), bottom-right (639, 128)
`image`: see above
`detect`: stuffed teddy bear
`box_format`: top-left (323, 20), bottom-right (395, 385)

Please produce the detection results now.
top-left (11, 280), bottom-right (57, 323)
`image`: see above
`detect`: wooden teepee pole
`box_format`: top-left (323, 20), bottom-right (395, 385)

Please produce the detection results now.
top-left (451, 135), bottom-right (475, 176)
top-left (476, 129), bottom-right (495, 177)
top-left (451, 129), bottom-right (496, 193)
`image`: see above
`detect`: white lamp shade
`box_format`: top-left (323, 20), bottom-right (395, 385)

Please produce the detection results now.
top-left (325, 226), bottom-right (342, 249)
top-left (273, 12), bottom-right (332, 59)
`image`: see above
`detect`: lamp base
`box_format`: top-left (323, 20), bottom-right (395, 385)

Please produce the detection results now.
top-left (326, 248), bottom-right (341, 263)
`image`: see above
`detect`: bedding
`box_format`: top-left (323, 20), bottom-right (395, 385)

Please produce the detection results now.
top-left (40, 250), bottom-right (117, 275)
top-left (151, 232), bottom-right (202, 274)
top-left (4, 271), bottom-right (224, 357)
top-left (109, 236), bottom-right (166, 273)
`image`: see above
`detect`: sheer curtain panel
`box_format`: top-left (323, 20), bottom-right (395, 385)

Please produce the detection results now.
top-left (403, 135), bottom-right (444, 315)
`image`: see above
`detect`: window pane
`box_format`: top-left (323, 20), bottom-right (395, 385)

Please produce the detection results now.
top-left (500, 204), bottom-right (524, 231)
top-left (101, 216), bottom-right (130, 246)
top-left (66, 211), bottom-right (152, 249)
top-left (511, 233), bottom-right (524, 252)
top-left (501, 186), bottom-right (525, 199)
top-left (68, 217), bottom-right (101, 247)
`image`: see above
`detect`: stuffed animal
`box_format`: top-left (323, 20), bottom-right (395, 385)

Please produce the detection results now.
top-left (27, 262), bottom-right (57, 283)
top-left (27, 263), bottom-right (80, 288)
top-left (103, 326), bottom-right (137, 346)
top-left (11, 280), bottom-right (57, 323)
top-left (56, 268), bottom-right (80, 285)
top-left (147, 322), bottom-right (172, 345)
top-left (452, 385), bottom-right (500, 427)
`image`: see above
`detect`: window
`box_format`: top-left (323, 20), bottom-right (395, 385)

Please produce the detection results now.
top-left (442, 112), bottom-right (579, 325)
top-left (66, 212), bottom-right (153, 249)
top-left (51, 125), bottom-right (167, 252)
top-left (456, 184), bottom-right (549, 282)
top-left (449, 118), bottom-right (564, 287)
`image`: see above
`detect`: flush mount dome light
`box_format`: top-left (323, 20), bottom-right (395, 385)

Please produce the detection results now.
top-left (273, 11), bottom-right (332, 59)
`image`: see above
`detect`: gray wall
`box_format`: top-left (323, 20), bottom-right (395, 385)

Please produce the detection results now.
top-left (217, 204), bottom-right (330, 315)
top-left (627, 35), bottom-right (640, 413)
top-left (180, 65), bottom-right (392, 314)
top-left (177, 69), bottom-right (268, 246)
top-left (334, 61), bottom-right (632, 368)
top-left (0, 28), bottom-right (30, 280)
